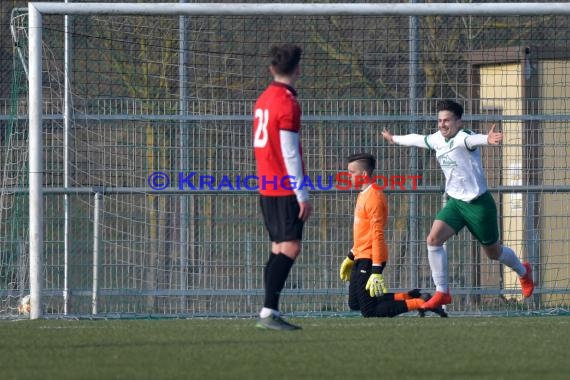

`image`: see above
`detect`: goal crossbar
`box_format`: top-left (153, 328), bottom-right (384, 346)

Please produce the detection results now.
top-left (30, 2), bottom-right (570, 16)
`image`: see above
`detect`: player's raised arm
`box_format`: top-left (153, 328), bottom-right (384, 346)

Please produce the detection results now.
top-left (486, 124), bottom-right (503, 145)
top-left (465, 124), bottom-right (503, 149)
top-left (381, 127), bottom-right (395, 144)
top-left (381, 127), bottom-right (429, 149)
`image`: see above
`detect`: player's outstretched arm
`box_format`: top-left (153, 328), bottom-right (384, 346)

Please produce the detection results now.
top-left (486, 124), bottom-right (503, 145)
top-left (465, 124), bottom-right (503, 149)
top-left (381, 128), bottom-right (428, 148)
top-left (381, 127), bottom-right (395, 144)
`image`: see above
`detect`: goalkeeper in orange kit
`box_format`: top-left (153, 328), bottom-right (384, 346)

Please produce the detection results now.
top-left (340, 153), bottom-right (446, 317)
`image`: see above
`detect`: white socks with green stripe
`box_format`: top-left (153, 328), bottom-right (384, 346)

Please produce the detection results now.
top-left (497, 245), bottom-right (526, 277)
top-left (427, 245), bottom-right (449, 293)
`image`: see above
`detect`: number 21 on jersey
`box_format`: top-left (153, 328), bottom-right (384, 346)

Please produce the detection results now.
top-left (254, 108), bottom-right (269, 148)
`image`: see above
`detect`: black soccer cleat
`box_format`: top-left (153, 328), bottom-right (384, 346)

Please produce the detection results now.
top-left (407, 288), bottom-right (422, 299)
top-left (430, 306), bottom-right (448, 318)
top-left (418, 307), bottom-right (448, 318)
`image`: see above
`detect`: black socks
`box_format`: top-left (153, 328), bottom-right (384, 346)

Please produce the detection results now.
top-left (264, 253), bottom-right (295, 310)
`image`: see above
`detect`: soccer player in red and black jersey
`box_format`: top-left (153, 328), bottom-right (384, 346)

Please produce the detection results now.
top-left (253, 44), bottom-right (312, 330)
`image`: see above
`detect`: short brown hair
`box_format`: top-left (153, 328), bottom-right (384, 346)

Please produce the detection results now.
top-left (270, 44), bottom-right (302, 75)
top-left (437, 100), bottom-right (463, 119)
top-left (347, 153), bottom-right (376, 176)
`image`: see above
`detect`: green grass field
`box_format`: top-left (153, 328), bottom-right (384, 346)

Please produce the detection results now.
top-left (1, 317), bottom-right (569, 380)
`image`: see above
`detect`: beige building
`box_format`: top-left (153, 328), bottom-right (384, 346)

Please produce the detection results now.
top-left (469, 46), bottom-right (570, 305)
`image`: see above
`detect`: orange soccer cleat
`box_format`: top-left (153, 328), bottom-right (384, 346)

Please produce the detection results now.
top-left (520, 262), bottom-right (535, 298)
top-left (420, 291), bottom-right (452, 310)
top-left (418, 293), bottom-right (448, 317)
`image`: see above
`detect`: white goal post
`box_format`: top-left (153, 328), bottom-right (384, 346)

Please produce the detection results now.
top-left (27, 2), bottom-right (570, 319)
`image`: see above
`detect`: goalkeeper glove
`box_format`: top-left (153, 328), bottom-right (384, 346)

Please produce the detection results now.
top-left (365, 264), bottom-right (388, 297)
top-left (339, 251), bottom-right (355, 282)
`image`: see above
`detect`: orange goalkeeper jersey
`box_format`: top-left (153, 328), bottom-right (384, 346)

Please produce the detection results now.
top-left (352, 185), bottom-right (388, 265)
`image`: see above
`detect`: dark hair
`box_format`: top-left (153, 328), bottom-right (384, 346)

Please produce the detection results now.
top-left (347, 153), bottom-right (376, 176)
top-left (270, 44), bottom-right (302, 75)
top-left (437, 100), bottom-right (463, 119)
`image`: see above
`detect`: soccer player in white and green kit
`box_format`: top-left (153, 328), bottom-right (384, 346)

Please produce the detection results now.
top-left (381, 100), bottom-right (534, 310)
